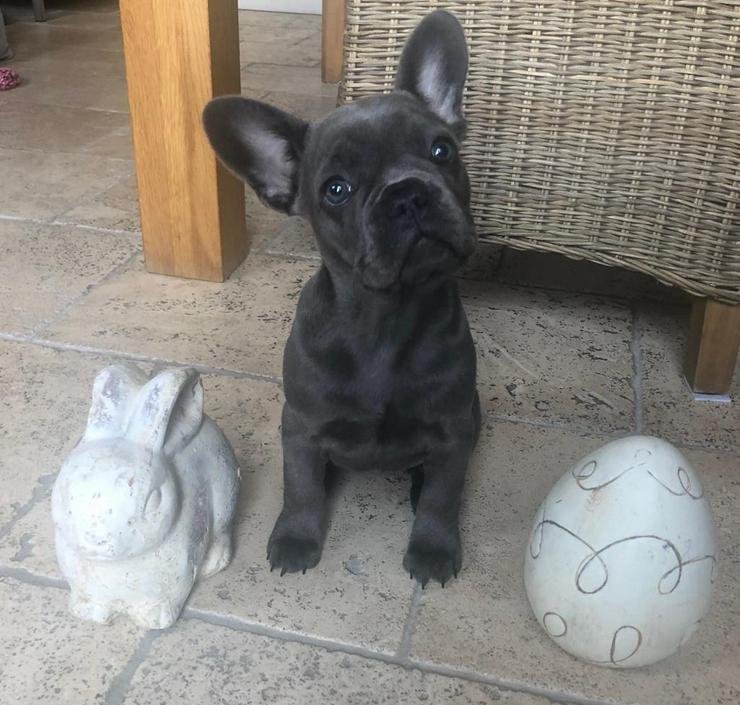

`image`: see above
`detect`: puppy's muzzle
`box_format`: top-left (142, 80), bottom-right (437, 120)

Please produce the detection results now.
top-left (382, 177), bottom-right (430, 223)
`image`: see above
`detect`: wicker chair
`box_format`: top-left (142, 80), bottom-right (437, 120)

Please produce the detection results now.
top-left (321, 0), bottom-right (740, 396)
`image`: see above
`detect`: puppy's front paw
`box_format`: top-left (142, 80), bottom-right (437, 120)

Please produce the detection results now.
top-left (403, 534), bottom-right (462, 588)
top-left (267, 521), bottom-right (322, 576)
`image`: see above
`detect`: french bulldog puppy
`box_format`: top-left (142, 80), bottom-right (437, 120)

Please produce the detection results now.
top-left (203, 10), bottom-right (479, 587)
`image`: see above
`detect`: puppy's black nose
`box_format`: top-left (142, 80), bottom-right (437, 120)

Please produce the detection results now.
top-left (384, 178), bottom-right (429, 220)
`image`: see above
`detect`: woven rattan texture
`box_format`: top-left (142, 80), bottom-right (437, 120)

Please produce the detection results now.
top-left (340, 1), bottom-right (740, 302)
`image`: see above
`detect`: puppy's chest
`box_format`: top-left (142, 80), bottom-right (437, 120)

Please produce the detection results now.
top-left (321, 379), bottom-right (442, 472)
top-left (311, 338), bottom-right (451, 469)
top-left (322, 334), bottom-right (434, 411)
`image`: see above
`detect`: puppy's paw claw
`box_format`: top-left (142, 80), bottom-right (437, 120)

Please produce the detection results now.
top-left (403, 538), bottom-right (461, 588)
top-left (267, 532), bottom-right (321, 576)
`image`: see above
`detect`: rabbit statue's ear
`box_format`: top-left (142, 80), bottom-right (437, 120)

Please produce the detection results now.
top-left (125, 368), bottom-right (204, 454)
top-left (83, 364), bottom-right (149, 443)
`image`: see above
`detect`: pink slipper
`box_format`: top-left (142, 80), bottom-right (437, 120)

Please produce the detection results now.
top-left (0, 67), bottom-right (20, 90)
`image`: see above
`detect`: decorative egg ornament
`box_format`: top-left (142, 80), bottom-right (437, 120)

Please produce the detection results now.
top-left (524, 436), bottom-right (717, 668)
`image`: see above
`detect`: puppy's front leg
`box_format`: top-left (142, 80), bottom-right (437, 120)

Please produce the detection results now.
top-left (267, 407), bottom-right (326, 575)
top-left (403, 442), bottom-right (473, 587)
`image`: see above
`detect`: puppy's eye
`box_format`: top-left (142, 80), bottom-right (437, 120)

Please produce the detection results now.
top-left (430, 138), bottom-right (455, 164)
top-left (323, 178), bottom-right (354, 207)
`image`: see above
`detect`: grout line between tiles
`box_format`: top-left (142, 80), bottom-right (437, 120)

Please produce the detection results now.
top-left (0, 213), bottom-right (54, 226)
top-left (0, 212), bottom-right (139, 237)
top-left (629, 305), bottom-right (644, 434)
top-left (51, 219), bottom-right (141, 236)
top-left (264, 248), bottom-right (321, 263)
top-left (31, 249), bottom-right (141, 340)
top-left (0, 332), bottom-right (29, 344)
top-left (0, 472), bottom-right (57, 542)
top-left (0, 561), bottom-right (613, 705)
top-left (0, 332), bottom-right (284, 385)
top-left (0, 565), bottom-right (68, 590)
top-left (396, 581), bottom-right (422, 661)
top-left (403, 657), bottom-right (614, 705)
top-left (2, 328), bottom-right (736, 458)
top-left (0, 143), bottom-right (133, 163)
top-left (182, 606), bottom-right (609, 705)
top-left (482, 411), bottom-right (624, 439)
top-left (103, 630), bottom-right (163, 705)
top-left (0, 329), bottom-right (609, 442)
top-left (182, 606), bottom-right (402, 665)
top-left (1, 329), bottom-right (734, 455)
top-left (57, 106), bottom-right (130, 116)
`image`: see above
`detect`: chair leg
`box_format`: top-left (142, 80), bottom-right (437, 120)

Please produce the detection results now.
top-left (684, 298), bottom-right (740, 396)
top-left (32, 0), bottom-right (46, 22)
top-left (321, 0), bottom-right (345, 83)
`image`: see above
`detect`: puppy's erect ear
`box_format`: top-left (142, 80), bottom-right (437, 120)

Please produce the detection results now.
top-left (395, 10), bottom-right (468, 135)
top-left (203, 96), bottom-right (309, 214)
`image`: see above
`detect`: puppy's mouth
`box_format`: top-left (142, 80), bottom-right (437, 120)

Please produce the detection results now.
top-left (359, 228), bottom-right (470, 293)
top-left (401, 233), bottom-right (464, 278)
top-left (357, 174), bottom-right (476, 293)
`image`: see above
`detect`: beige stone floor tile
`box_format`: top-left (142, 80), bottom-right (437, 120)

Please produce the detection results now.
top-left (124, 618), bottom-right (554, 705)
top-left (0, 55), bottom-right (129, 112)
top-left (54, 172), bottom-right (140, 232)
top-left (240, 25), bottom-right (320, 67)
top-left (46, 0), bottom-right (120, 11)
top-left (460, 284), bottom-right (634, 432)
top-left (0, 219), bottom-right (138, 336)
top-left (1, 489), bottom-right (58, 570)
top-left (4, 19), bottom-right (123, 62)
top-left (83, 122), bottom-right (133, 159)
top-left (4, 0), bottom-right (120, 19)
top-left (0, 343), bottom-right (113, 529)
top-left (244, 186), bottom-right (292, 245)
top-left (1, 369), bottom-right (416, 652)
top-left (257, 88), bottom-right (339, 121)
top-left (409, 419), bottom-right (740, 705)
top-left (492, 248), bottom-right (687, 303)
top-left (0, 102), bottom-right (132, 159)
top-left (255, 215), bottom-right (319, 259)
top-left (58, 176), bottom-right (278, 238)
top-left (0, 577), bottom-right (140, 705)
top-left (190, 464), bottom-right (416, 651)
top-left (241, 63), bottom-right (338, 99)
top-left (0, 146), bottom-right (133, 222)
top-left (640, 303), bottom-right (739, 453)
top-left (44, 253), bottom-right (317, 376)
top-left (238, 9), bottom-right (321, 33)
top-left (187, 380), bottom-right (417, 652)
top-left (3, 5), bottom-right (121, 29)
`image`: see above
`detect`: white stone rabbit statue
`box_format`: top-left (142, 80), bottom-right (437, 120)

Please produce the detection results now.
top-left (51, 363), bottom-right (240, 629)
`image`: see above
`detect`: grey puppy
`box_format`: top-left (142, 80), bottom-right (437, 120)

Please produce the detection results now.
top-left (203, 10), bottom-right (479, 587)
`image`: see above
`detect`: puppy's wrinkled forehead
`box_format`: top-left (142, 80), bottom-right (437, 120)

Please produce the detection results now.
top-left (306, 93), bottom-right (452, 171)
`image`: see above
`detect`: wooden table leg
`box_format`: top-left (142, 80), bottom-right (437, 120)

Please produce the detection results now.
top-left (120, 0), bottom-right (248, 282)
top-left (322, 0), bottom-right (346, 83)
top-left (685, 298), bottom-right (740, 396)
